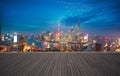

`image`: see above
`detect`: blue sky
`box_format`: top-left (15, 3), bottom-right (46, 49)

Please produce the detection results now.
top-left (1, 0), bottom-right (120, 35)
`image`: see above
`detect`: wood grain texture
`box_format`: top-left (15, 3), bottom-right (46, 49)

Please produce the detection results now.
top-left (0, 52), bottom-right (120, 76)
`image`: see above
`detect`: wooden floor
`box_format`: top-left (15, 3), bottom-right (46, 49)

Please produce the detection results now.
top-left (0, 52), bottom-right (120, 76)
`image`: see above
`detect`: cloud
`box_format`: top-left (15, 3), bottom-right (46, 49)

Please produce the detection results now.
top-left (61, 8), bottom-right (103, 25)
top-left (61, 0), bottom-right (120, 23)
top-left (1, 0), bottom-right (120, 35)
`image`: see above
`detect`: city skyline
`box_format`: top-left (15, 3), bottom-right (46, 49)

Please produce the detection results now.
top-left (1, 0), bottom-right (120, 35)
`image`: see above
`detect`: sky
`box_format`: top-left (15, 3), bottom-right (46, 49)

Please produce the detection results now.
top-left (1, 0), bottom-right (120, 35)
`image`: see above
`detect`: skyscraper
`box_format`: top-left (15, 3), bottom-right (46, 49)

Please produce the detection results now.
top-left (58, 22), bottom-right (60, 34)
top-left (77, 19), bottom-right (80, 36)
top-left (13, 32), bottom-right (18, 43)
top-left (57, 22), bottom-right (61, 38)
top-left (70, 25), bottom-right (74, 40)
top-left (71, 25), bottom-right (74, 33)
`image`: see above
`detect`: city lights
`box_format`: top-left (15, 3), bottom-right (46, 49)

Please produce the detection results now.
top-left (13, 32), bottom-right (17, 43)
top-left (0, 19), bottom-right (120, 52)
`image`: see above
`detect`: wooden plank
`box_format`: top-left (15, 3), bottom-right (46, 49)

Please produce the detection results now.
top-left (0, 53), bottom-right (120, 76)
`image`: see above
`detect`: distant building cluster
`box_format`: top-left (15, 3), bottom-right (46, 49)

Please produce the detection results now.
top-left (0, 19), bottom-right (120, 52)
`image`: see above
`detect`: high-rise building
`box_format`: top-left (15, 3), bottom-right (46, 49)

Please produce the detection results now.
top-left (13, 32), bottom-right (18, 43)
top-left (71, 25), bottom-right (74, 34)
top-left (2, 35), bottom-right (5, 41)
top-left (70, 25), bottom-right (75, 40)
top-left (77, 19), bottom-right (80, 36)
top-left (58, 22), bottom-right (60, 35)
top-left (77, 19), bottom-right (81, 42)
top-left (83, 33), bottom-right (88, 43)
top-left (57, 22), bottom-right (61, 40)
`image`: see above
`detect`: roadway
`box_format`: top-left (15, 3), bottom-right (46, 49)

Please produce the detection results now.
top-left (0, 52), bottom-right (120, 76)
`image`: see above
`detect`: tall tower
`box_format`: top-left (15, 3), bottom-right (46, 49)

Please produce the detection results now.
top-left (13, 32), bottom-right (18, 43)
top-left (57, 22), bottom-right (61, 40)
top-left (77, 19), bottom-right (80, 36)
top-left (58, 22), bottom-right (60, 35)
top-left (71, 25), bottom-right (74, 39)
top-left (71, 25), bottom-right (74, 33)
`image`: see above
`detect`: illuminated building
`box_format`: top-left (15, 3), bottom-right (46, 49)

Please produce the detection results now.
top-left (118, 38), bottom-right (120, 45)
top-left (13, 32), bottom-right (18, 43)
top-left (23, 42), bottom-right (31, 52)
top-left (104, 43), bottom-right (108, 48)
top-left (58, 22), bottom-right (60, 35)
top-left (93, 40), bottom-right (96, 43)
top-left (71, 25), bottom-right (75, 39)
top-left (4, 33), bottom-right (12, 41)
top-left (104, 36), bottom-right (108, 43)
top-left (83, 33), bottom-right (88, 43)
top-left (32, 42), bottom-right (35, 47)
top-left (71, 25), bottom-right (74, 33)
top-left (57, 22), bottom-right (61, 40)
top-left (77, 19), bottom-right (80, 36)
top-left (77, 19), bottom-right (81, 43)
top-left (2, 35), bottom-right (5, 41)
top-left (68, 30), bottom-right (71, 41)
